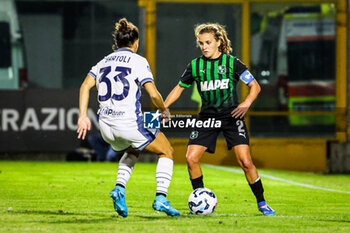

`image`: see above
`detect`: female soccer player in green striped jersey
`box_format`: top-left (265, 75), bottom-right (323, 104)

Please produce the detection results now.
top-left (165, 22), bottom-right (275, 216)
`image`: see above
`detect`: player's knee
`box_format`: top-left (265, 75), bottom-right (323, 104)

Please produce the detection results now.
top-left (186, 154), bottom-right (200, 167)
top-left (167, 146), bottom-right (174, 159)
top-left (120, 152), bottom-right (138, 167)
top-left (240, 159), bottom-right (255, 171)
top-left (160, 145), bottom-right (174, 160)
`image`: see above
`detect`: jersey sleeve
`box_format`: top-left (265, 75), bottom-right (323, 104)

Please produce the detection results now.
top-left (138, 58), bottom-right (154, 86)
top-left (88, 64), bottom-right (98, 80)
top-left (234, 58), bottom-right (255, 85)
top-left (179, 63), bottom-right (194, 88)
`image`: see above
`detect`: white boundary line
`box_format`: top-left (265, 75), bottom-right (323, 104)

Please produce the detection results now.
top-left (203, 164), bottom-right (350, 194)
top-left (3, 210), bottom-right (343, 219)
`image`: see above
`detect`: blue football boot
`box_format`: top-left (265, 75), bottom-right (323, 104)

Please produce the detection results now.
top-left (258, 201), bottom-right (275, 216)
top-left (152, 195), bottom-right (180, 217)
top-left (110, 186), bottom-right (127, 217)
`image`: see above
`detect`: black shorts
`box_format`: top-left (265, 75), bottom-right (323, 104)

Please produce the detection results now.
top-left (188, 116), bottom-right (249, 153)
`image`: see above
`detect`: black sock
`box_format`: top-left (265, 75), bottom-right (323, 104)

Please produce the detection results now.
top-left (116, 184), bottom-right (125, 189)
top-left (191, 176), bottom-right (204, 190)
top-left (249, 178), bottom-right (265, 203)
top-left (156, 193), bottom-right (166, 197)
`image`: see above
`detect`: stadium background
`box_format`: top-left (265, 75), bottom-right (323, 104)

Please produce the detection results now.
top-left (0, 0), bottom-right (349, 173)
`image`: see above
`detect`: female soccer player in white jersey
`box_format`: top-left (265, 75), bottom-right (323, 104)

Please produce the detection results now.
top-left (77, 18), bottom-right (179, 217)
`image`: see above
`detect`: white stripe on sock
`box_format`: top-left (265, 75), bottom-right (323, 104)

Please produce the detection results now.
top-left (116, 164), bottom-right (133, 187)
top-left (156, 157), bottom-right (173, 195)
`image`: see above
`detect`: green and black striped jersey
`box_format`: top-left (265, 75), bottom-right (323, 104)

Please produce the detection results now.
top-left (179, 53), bottom-right (251, 116)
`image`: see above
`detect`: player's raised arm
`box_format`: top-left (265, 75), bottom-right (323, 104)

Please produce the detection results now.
top-left (77, 74), bottom-right (96, 140)
top-left (164, 84), bottom-right (186, 108)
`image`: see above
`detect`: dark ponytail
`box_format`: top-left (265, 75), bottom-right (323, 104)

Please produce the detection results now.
top-left (112, 18), bottom-right (139, 51)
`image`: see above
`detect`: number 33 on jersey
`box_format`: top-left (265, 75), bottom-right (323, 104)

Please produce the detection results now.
top-left (87, 48), bottom-right (154, 122)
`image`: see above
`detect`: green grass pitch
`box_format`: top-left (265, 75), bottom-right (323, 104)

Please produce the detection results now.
top-left (1, 161), bottom-right (350, 233)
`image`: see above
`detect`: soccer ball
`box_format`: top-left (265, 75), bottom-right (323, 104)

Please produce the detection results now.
top-left (188, 188), bottom-right (217, 215)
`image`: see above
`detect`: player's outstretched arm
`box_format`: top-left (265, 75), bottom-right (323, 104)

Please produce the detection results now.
top-left (144, 82), bottom-right (166, 111)
top-left (231, 79), bottom-right (261, 119)
top-left (144, 82), bottom-right (170, 121)
top-left (164, 84), bottom-right (185, 108)
top-left (77, 75), bottom-right (96, 140)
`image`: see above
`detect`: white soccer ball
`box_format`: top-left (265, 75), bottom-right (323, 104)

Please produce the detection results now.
top-left (188, 188), bottom-right (217, 215)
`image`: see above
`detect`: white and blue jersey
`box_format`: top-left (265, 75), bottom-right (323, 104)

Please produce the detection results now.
top-left (88, 48), bottom-right (158, 151)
